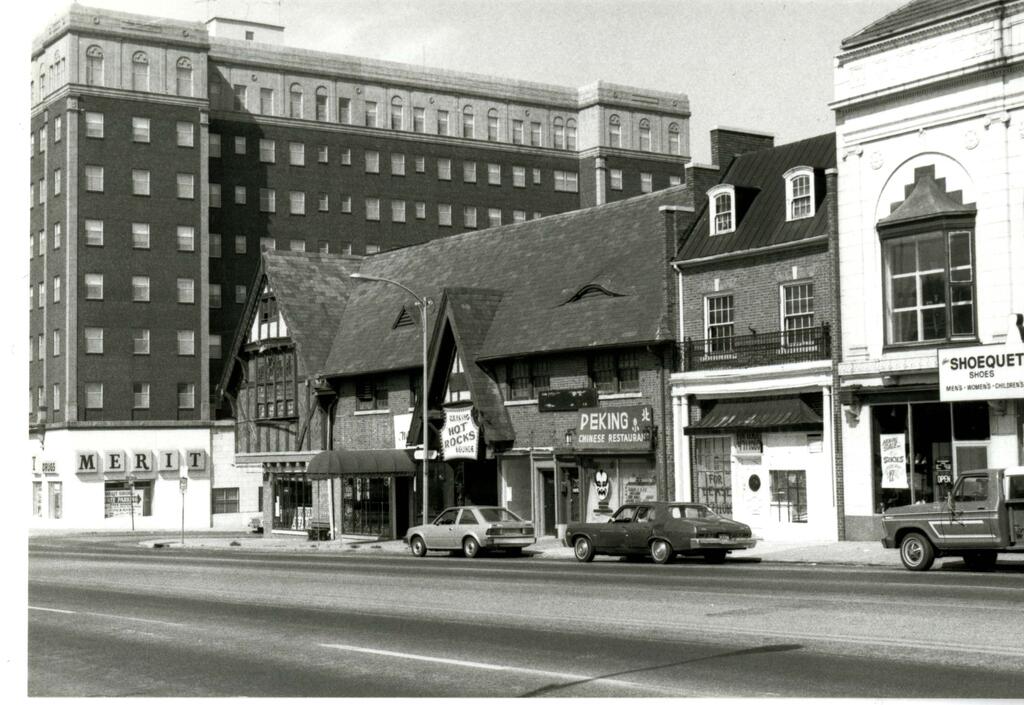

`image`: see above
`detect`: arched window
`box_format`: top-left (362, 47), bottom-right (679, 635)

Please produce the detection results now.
top-left (639, 118), bottom-right (652, 152)
top-left (315, 86), bottom-right (329, 121)
top-left (390, 96), bottom-right (403, 130)
top-left (85, 46), bottom-right (104, 87)
top-left (783, 167), bottom-right (815, 221)
top-left (668, 123), bottom-right (681, 155)
top-left (175, 57), bottom-right (193, 97)
top-left (566, 118), bottom-right (577, 151)
top-left (553, 116), bottom-right (565, 150)
top-left (462, 105), bottom-right (474, 139)
top-left (608, 114), bottom-right (621, 148)
top-left (131, 51), bottom-right (149, 92)
top-left (289, 83), bottom-right (303, 119)
top-left (708, 185), bottom-right (735, 235)
top-left (487, 108), bottom-right (499, 141)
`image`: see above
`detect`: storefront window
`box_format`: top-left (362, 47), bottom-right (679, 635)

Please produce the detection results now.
top-left (769, 470), bottom-right (806, 523)
top-left (104, 480), bottom-right (152, 518)
top-left (872, 401), bottom-right (989, 512)
top-left (692, 436), bottom-right (732, 516)
top-left (272, 476), bottom-right (312, 530)
top-left (582, 458), bottom-right (657, 523)
top-left (48, 482), bottom-right (62, 519)
top-left (33, 481), bottom-right (42, 517)
top-left (342, 477), bottom-right (390, 535)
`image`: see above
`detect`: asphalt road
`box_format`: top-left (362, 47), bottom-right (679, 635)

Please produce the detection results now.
top-left (28, 536), bottom-right (1024, 697)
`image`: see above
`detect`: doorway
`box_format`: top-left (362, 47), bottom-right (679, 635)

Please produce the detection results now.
top-left (560, 466), bottom-right (581, 524)
top-left (395, 475), bottom-right (412, 538)
top-left (541, 470), bottom-right (556, 535)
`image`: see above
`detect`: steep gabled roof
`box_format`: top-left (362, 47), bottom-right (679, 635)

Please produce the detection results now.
top-left (675, 133), bottom-right (835, 263)
top-left (878, 165), bottom-right (976, 226)
top-left (323, 185), bottom-right (689, 376)
top-left (841, 0), bottom-right (1001, 51)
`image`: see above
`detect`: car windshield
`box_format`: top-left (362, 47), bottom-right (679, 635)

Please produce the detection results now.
top-left (670, 505), bottom-right (718, 520)
top-left (476, 507), bottom-right (523, 523)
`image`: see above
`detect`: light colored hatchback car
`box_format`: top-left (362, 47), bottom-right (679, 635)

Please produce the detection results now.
top-left (405, 506), bottom-right (535, 558)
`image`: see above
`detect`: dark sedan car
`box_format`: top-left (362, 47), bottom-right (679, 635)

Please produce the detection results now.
top-left (564, 501), bottom-right (756, 564)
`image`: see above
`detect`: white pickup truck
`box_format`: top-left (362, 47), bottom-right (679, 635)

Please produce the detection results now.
top-left (881, 466), bottom-right (1024, 571)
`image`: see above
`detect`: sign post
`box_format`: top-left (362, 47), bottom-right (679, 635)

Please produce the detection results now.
top-left (128, 475), bottom-right (136, 532)
top-left (179, 477), bottom-right (188, 546)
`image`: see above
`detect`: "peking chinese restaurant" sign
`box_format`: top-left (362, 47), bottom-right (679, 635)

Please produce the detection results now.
top-left (567, 405), bottom-right (654, 451)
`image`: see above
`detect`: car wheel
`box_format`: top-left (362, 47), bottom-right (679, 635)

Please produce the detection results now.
top-left (409, 535), bottom-right (427, 558)
top-left (703, 549), bottom-right (727, 564)
top-left (899, 532), bottom-right (935, 571)
top-left (651, 539), bottom-right (674, 564)
top-left (962, 550), bottom-right (997, 570)
top-left (463, 536), bottom-right (481, 558)
top-left (573, 536), bottom-right (595, 563)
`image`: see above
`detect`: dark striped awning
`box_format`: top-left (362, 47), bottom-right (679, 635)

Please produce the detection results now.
top-left (685, 397), bottom-right (822, 434)
top-left (306, 449), bottom-right (419, 476)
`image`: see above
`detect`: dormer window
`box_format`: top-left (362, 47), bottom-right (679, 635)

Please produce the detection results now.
top-left (784, 166), bottom-right (815, 221)
top-left (708, 185), bottom-right (735, 235)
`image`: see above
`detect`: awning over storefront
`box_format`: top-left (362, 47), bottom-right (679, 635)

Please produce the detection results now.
top-left (306, 449), bottom-right (419, 477)
top-left (685, 397), bottom-right (822, 434)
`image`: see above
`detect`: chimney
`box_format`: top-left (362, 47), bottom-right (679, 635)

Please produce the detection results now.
top-left (709, 127), bottom-right (774, 167)
top-left (684, 163), bottom-right (721, 223)
top-left (660, 204), bottom-right (696, 258)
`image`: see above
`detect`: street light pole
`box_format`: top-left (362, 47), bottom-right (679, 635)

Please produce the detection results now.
top-left (350, 273), bottom-right (431, 525)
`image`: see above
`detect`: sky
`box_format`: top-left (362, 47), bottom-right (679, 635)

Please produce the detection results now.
top-left (16, 0), bottom-right (908, 162)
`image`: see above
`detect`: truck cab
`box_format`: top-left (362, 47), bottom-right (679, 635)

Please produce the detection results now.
top-left (881, 466), bottom-right (1024, 571)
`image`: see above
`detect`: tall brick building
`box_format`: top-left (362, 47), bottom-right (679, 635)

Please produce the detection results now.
top-left (27, 3), bottom-right (691, 528)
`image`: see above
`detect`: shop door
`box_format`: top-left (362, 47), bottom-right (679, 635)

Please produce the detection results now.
top-left (541, 470), bottom-right (556, 535)
top-left (560, 467), bottom-right (581, 524)
top-left (692, 436), bottom-right (733, 516)
top-left (395, 476), bottom-right (412, 538)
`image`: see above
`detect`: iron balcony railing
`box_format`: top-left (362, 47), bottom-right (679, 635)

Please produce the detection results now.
top-left (679, 323), bottom-right (831, 372)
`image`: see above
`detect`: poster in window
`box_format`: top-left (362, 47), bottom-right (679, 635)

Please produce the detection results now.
top-left (622, 477), bottom-right (657, 504)
top-left (880, 433), bottom-right (909, 489)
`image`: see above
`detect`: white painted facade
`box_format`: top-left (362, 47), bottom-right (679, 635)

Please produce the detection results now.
top-left (834, 3), bottom-right (1024, 538)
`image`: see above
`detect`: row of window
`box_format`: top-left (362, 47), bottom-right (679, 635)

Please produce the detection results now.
top-left (81, 46), bottom-right (195, 97)
top-left (709, 167), bottom-right (816, 236)
top-left (29, 329), bottom-right (215, 360)
top-left (65, 381), bottom-right (199, 411)
top-left (82, 165), bottom-right (196, 199)
top-left (703, 283), bottom-right (816, 352)
top-left (80, 273), bottom-right (198, 305)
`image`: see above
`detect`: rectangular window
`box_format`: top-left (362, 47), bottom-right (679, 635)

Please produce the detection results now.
top-left (669, 175), bottom-right (682, 186)
top-left (52, 384), bottom-right (61, 413)
top-left (338, 97), bottom-right (351, 124)
top-left (341, 195), bottom-right (352, 213)
top-left (770, 470), bottom-right (807, 523)
top-left (640, 172), bottom-right (653, 193)
top-left (554, 170), bottom-right (579, 193)
top-left (210, 284), bottom-right (222, 309)
top-left (85, 273), bottom-right (103, 300)
top-left (318, 241), bottom-right (330, 254)
top-left (233, 84), bottom-right (247, 110)
top-left (234, 136), bottom-right (246, 155)
top-left (532, 168), bottom-right (542, 185)
top-left (315, 91), bottom-right (328, 121)
top-left (289, 191), bottom-right (305, 215)
top-left (176, 173), bottom-right (195, 199)
top-left (46, 481), bottom-right (62, 520)
top-left (212, 488), bottom-right (240, 514)
top-left (38, 230), bottom-right (45, 256)
top-left (53, 169), bottom-right (61, 196)
top-left (259, 139), bottom-right (276, 163)
top-left (589, 351), bottom-right (639, 394)
top-left (53, 276), bottom-right (61, 303)
top-left (437, 110), bottom-right (449, 136)
top-left (177, 330), bottom-right (195, 356)
top-left (132, 223), bottom-right (150, 249)
top-left (365, 197), bottom-right (380, 221)
top-left (488, 208), bottom-right (501, 227)
top-left (131, 169), bottom-right (150, 196)
top-left (178, 382), bottom-right (196, 409)
top-left (52, 329), bottom-right (61, 357)
top-left (391, 153), bottom-right (406, 176)
top-left (391, 200), bottom-right (406, 223)
top-left (209, 133), bottom-right (221, 158)
top-left (209, 183), bottom-right (221, 208)
top-left (53, 222), bottom-right (61, 250)
top-left (390, 102), bottom-right (403, 130)
top-left (610, 169), bottom-right (623, 191)
top-left (365, 150), bottom-right (380, 173)
top-left (133, 329), bottom-right (150, 355)
top-left (415, 202), bottom-right (426, 220)
top-left (289, 142), bottom-right (305, 166)
top-left (528, 122), bottom-right (541, 147)
top-left (488, 163), bottom-right (501, 185)
top-left (413, 107), bottom-right (425, 133)
top-left (177, 278), bottom-right (195, 304)
top-left (85, 165), bottom-right (103, 192)
top-left (234, 186), bottom-right (247, 205)
top-left (85, 383), bottom-right (103, 410)
top-left (85, 219), bottom-right (104, 247)
top-left (132, 276), bottom-right (150, 302)
top-left (463, 161), bottom-right (476, 183)
top-left (884, 230), bottom-right (975, 344)
top-left (260, 87), bottom-right (275, 115)
top-left (177, 226), bottom-right (195, 252)
top-left (512, 166), bottom-right (526, 188)
top-left (132, 116), bottom-right (150, 143)
top-left (38, 282), bottom-right (45, 308)
top-left (84, 327), bottom-right (103, 354)
top-left (438, 158), bottom-right (452, 181)
top-left (364, 101), bottom-right (377, 127)
top-left (340, 148), bottom-right (352, 165)
top-left (706, 294), bottom-right (735, 354)
top-left (33, 482), bottom-right (41, 518)
top-left (318, 145), bottom-right (329, 163)
top-left (512, 209), bottom-right (526, 223)
top-left (438, 203), bottom-right (452, 226)
top-left (289, 239), bottom-right (306, 252)
top-left (487, 114), bottom-right (499, 141)
top-left (318, 193), bottom-right (329, 212)
top-left (413, 155), bottom-right (426, 173)
top-left (355, 377), bottom-right (389, 411)
top-left (512, 119), bottom-right (524, 145)
top-left (260, 188), bottom-right (276, 213)
top-left (85, 112), bottom-right (104, 138)
top-left (176, 121), bottom-right (194, 147)
top-left (235, 235), bottom-right (247, 254)
top-left (508, 359), bottom-right (550, 400)
top-left (235, 285), bottom-right (247, 304)
top-left (463, 206), bottom-right (477, 229)
top-left (782, 282), bottom-right (815, 347)
top-left (133, 382), bottom-right (150, 409)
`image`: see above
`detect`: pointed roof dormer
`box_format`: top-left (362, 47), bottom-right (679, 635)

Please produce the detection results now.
top-left (878, 165), bottom-right (976, 228)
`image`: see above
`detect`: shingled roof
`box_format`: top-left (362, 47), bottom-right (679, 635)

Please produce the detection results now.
top-left (320, 185), bottom-right (690, 377)
top-left (675, 133), bottom-right (835, 263)
top-left (841, 0), bottom-right (1001, 50)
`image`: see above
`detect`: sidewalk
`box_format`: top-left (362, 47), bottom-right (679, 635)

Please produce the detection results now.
top-left (137, 533), bottom-right (1024, 568)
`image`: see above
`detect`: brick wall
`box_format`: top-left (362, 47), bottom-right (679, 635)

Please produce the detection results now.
top-left (709, 129), bottom-right (774, 168)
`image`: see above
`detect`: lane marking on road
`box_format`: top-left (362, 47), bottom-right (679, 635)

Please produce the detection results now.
top-left (29, 605), bottom-right (185, 628)
top-left (319, 642), bottom-right (678, 695)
